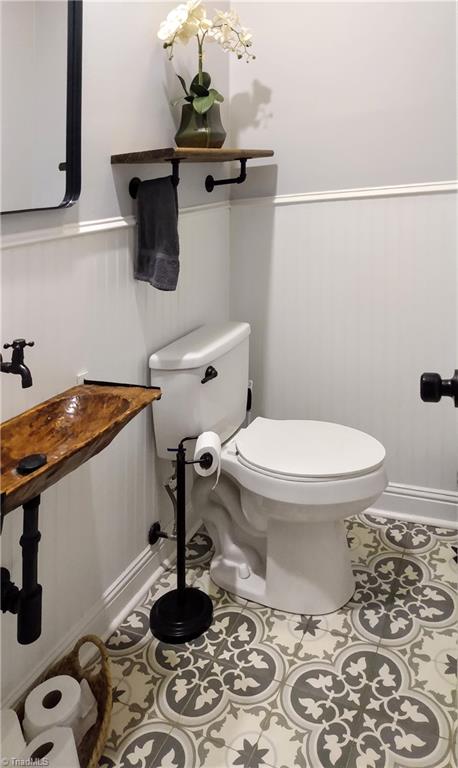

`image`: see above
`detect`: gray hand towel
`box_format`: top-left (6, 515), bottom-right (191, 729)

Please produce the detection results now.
top-left (134, 176), bottom-right (180, 291)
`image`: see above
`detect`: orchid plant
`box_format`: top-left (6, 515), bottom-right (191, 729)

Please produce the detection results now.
top-left (158, 1), bottom-right (254, 115)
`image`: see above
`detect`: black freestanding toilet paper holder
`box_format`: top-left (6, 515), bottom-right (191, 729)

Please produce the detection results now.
top-left (149, 437), bottom-right (214, 644)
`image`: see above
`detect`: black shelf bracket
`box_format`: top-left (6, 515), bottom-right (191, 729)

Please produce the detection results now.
top-left (129, 157), bottom-right (250, 198)
top-left (205, 158), bottom-right (247, 193)
top-left (129, 159), bottom-right (180, 199)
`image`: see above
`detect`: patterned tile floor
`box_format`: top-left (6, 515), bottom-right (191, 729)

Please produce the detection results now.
top-left (98, 514), bottom-right (457, 768)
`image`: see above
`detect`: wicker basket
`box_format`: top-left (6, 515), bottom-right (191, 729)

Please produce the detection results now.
top-left (16, 635), bottom-right (112, 768)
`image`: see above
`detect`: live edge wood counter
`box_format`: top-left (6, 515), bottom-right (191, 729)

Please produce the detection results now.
top-left (0, 384), bottom-right (161, 517)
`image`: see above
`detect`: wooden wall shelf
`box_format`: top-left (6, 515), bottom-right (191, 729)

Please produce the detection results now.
top-left (111, 147), bottom-right (274, 165)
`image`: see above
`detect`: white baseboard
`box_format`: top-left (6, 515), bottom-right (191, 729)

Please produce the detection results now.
top-left (5, 506), bottom-right (201, 709)
top-left (371, 482), bottom-right (458, 529)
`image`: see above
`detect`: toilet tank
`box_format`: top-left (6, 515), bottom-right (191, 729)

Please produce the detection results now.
top-left (149, 322), bottom-right (250, 458)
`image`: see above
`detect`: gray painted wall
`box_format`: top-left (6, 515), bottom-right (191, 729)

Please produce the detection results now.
top-left (229, 1), bottom-right (457, 198)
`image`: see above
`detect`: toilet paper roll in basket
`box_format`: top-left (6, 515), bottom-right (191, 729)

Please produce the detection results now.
top-left (73, 679), bottom-right (98, 747)
top-left (20, 726), bottom-right (80, 768)
top-left (1, 708), bottom-right (26, 761)
top-left (23, 675), bottom-right (82, 742)
top-left (194, 431), bottom-right (221, 488)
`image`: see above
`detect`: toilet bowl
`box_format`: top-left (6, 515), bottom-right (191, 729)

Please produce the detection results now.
top-left (194, 418), bottom-right (387, 614)
top-left (149, 322), bottom-right (388, 616)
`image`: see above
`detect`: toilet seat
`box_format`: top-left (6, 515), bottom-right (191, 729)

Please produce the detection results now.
top-left (235, 417), bottom-right (385, 482)
top-left (221, 418), bottom-right (387, 512)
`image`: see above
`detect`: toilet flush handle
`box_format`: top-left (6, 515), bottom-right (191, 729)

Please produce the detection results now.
top-left (201, 366), bottom-right (218, 384)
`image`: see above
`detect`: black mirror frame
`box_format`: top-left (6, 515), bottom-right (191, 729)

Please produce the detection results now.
top-left (1, 0), bottom-right (82, 216)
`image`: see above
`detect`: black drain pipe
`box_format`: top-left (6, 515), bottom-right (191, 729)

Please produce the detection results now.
top-left (1, 495), bottom-right (43, 644)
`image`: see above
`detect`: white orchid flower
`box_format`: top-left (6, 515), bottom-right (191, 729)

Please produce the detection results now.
top-left (158, 2), bottom-right (255, 67)
top-left (157, 1), bottom-right (207, 45)
top-left (157, 5), bottom-right (189, 43)
top-left (213, 9), bottom-right (240, 26)
top-left (187, 2), bottom-right (212, 29)
top-left (186, 0), bottom-right (203, 13)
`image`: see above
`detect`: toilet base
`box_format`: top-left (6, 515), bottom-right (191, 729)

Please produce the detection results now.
top-left (209, 519), bottom-right (356, 615)
top-left (149, 587), bottom-right (213, 644)
top-left (265, 517), bottom-right (356, 614)
top-left (194, 472), bottom-right (385, 616)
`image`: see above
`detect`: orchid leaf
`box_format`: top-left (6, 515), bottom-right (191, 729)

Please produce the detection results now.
top-left (176, 74), bottom-right (189, 96)
top-left (209, 88), bottom-right (224, 103)
top-left (191, 71), bottom-right (211, 92)
top-left (192, 91), bottom-right (217, 114)
top-left (190, 82), bottom-right (209, 97)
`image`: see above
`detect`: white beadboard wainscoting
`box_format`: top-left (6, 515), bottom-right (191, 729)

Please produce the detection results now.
top-left (0, 203), bottom-right (230, 701)
top-left (1, 183), bottom-right (457, 704)
top-left (230, 187), bottom-right (458, 522)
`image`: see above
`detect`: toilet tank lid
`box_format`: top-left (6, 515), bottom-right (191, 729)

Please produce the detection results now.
top-left (149, 322), bottom-right (250, 371)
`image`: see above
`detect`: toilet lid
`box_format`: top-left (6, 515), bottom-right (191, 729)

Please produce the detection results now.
top-left (235, 418), bottom-right (385, 480)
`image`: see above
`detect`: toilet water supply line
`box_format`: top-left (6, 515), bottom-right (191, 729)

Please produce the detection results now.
top-left (164, 466), bottom-right (178, 540)
top-left (149, 439), bottom-right (213, 550)
top-left (246, 380), bottom-right (253, 426)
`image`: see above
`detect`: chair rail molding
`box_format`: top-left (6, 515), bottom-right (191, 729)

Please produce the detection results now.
top-left (2, 180), bottom-right (456, 251)
top-left (231, 180), bottom-right (458, 209)
top-left (0, 201), bottom-right (230, 250)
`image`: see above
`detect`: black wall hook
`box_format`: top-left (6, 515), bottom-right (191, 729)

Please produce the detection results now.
top-left (129, 159), bottom-right (181, 199)
top-left (205, 158), bottom-right (247, 193)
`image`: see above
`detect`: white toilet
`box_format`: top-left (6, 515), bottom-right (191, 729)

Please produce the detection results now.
top-left (149, 322), bottom-right (388, 615)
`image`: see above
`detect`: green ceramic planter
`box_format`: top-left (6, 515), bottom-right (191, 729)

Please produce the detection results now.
top-left (175, 103), bottom-right (226, 148)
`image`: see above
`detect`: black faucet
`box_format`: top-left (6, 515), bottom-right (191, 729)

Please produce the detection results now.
top-left (1, 339), bottom-right (34, 388)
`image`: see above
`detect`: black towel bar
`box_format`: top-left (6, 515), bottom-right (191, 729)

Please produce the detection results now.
top-left (129, 156), bottom-right (250, 197)
top-left (129, 159), bottom-right (180, 199)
